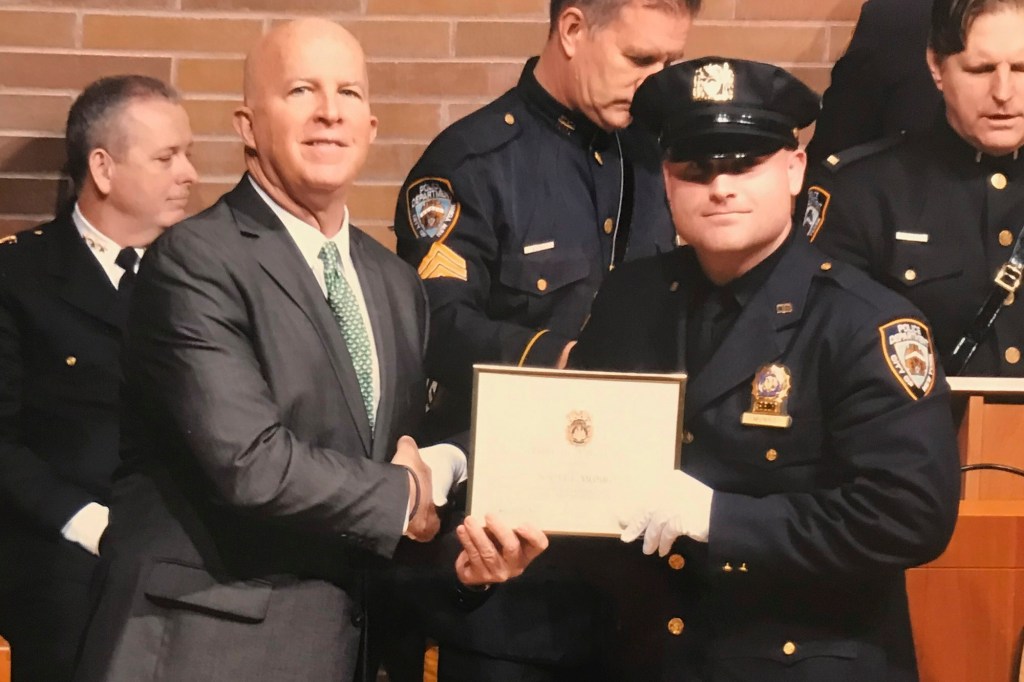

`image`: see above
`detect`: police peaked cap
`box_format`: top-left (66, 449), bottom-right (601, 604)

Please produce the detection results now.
top-left (632, 57), bottom-right (820, 162)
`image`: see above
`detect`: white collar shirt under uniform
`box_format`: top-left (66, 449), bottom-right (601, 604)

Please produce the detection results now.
top-left (72, 203), bottom-right (143, 289)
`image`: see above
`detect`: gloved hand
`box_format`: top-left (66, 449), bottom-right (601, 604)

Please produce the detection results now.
top-left (619, 469), bottom-right (714, 556)
top-left (419, 443), bottom-right (468, 506)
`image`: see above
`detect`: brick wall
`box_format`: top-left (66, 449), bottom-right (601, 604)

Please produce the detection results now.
top-left (0, 0), bottom-right (864, 247)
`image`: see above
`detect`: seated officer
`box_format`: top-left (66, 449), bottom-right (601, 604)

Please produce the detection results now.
top-left (803, 0), bottom-right (1024, 376)
top-left (570, 57), bottom-right (961, 680)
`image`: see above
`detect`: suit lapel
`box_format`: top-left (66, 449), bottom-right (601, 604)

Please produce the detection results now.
top-left (682, 239), bottom-right (817, 420)
top-left (46, 214), bottom-right (122, 329)
top-left (225, 179), bottom-right (373, 454)
top-left (350, 230), bottom-right (397, 462)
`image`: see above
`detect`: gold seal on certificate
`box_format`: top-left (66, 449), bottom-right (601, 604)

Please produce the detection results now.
top-left (468, 365), bottom-right (686, 536)
top-left (566, 411), bottom-right (593, 446)
top-left (741, 363), bottom-right (793, 428)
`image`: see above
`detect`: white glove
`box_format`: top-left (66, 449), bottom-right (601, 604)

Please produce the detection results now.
top-left (61, 502), bottom-right (109, 556)
top-left (419, 443), bottom-right (468, 506)
top-left (619, 469), bottom-right (714, 556)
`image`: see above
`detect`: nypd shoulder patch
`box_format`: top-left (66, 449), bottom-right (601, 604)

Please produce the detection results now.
top-left (803, 186), bottom-right (831, 242)
top-left (879, 318), bottom-right (936, 400)
top-left (406, 177), bottom-right (460, 241)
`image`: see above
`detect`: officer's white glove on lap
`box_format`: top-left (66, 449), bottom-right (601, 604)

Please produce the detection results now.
top-left (619, 469), bottom-right (714, 556)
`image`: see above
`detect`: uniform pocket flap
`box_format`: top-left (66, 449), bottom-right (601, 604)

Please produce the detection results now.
top-left (144, 559), bottom-right (271, 623)
top-left (713, 636), bottom-right (859, 665)
top-left (498, 248), bottom-right (590, 296)
top-left (887, 240), bottom-right (964, 287)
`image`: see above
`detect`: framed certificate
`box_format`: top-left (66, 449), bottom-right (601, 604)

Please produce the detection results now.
top-left (467, 364), bottom-right (686, 536)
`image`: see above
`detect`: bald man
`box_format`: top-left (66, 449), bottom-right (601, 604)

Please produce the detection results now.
top-left (72, 19), bottom-right (545, 682)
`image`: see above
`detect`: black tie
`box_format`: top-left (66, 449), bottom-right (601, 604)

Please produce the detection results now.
top-left (686, 286), bottom-right (737, 377)
top-left (115, 247), bottom-right (138, 300)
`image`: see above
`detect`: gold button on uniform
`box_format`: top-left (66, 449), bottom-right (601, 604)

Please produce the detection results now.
top-left (739, 563), bottom-right (749, 573)
top-left (1006, 347), bottom-right (1021, 365)
top-left (819, 262), bottom-right (832, 272)
top-left (504, 113), bottom-right (515, 125)
top-left (904, 269), bottom-right (917, 282)
top-left (723, 562), bottom-right (733, 573)
top-left (603, 218), bottom-right (614, 234)
top-left (682, 431), bottom-right (694, 444)
top-left (594, 150), bottom-right (604, 165)
top-left (668, 554), bottom-right (686, 570)
top-left (667, 618), bottom-right (684, 636)
top-left (765, 448), bottom-right (778, 462)
top-left (65, 356), bottom-right (77, 367)
top-left (783, 641), bottom-right (797, 656)
top-left (536, 278), bottom-right (548, 292)
top-left (991, 173), bottom-right (1008, 190)
top-left (1000, 230), bottom-right (1015, 247)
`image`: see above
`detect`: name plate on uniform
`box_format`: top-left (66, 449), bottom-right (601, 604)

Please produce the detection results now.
top-left (467, 364), bottom-right (686, 536)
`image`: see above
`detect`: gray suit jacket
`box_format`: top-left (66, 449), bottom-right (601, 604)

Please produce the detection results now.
top-left (74, 178), bottom-right (429, 682)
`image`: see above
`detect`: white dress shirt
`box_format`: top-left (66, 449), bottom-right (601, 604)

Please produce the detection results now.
top-left (72, 203), bottom-right (143, 287)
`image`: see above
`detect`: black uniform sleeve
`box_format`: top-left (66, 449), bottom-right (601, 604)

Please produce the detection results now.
top-left (804, 3), bottom-right (885, 166)
top-left (0, 263), bottom-right (97, 534)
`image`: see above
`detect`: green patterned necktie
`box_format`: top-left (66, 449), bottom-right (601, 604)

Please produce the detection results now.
top-left (318, 242), bottom-right (375, 427)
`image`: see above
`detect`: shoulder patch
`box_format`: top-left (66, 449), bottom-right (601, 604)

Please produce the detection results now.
top-left (0, 235), bottom-right (16, 245)
top-left (803, 186), bottom-right (831, 242)
top-left (417, 242), bottom-right (467, 282)
top-left (819, 133), bottom-right (905, 174)
top-left (879, 318), bottom-right (936, 400)
top-left (406, 178), bottom-right (461, 241)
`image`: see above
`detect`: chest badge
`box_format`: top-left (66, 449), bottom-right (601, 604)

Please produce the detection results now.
top-left (741, 364), bottom-right (793, 428)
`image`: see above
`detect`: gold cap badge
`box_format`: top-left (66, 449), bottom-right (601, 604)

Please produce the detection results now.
top-left (693, 62), bottom-right (735, 103)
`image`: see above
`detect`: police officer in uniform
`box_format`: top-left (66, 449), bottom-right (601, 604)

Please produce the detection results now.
top-left (394, 0), bottom-right (699, 439)
top-left (0, 76), bottom-right (196, 682)
top-left (569, 56), bottom-right (960, 681)
top-left (803, 0), bottom-right (1024, 376)
top-left (384, 2), bottom-right (699, 679)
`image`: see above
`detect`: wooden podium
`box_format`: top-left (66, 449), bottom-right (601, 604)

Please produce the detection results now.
top-left (0, 634), bottom-right (9, 682)
top-left (908, 378), bottom-right (1024, 682)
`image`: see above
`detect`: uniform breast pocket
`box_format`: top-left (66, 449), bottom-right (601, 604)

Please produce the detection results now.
top-left (731, 412), bottom-right (828, 487)
top-left (497, 247), bottom-right (592, 322)
top-left (886, 240), bottom-right (963, 290)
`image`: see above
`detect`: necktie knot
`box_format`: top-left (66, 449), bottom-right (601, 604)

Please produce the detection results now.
top-left (115, 247), bottom-right (138, 273)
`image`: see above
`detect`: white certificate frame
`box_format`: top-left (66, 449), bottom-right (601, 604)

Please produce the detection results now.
top-left (467, 364), bottom-right (686, 537)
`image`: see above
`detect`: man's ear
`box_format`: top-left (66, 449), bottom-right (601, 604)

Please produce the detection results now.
top-left (787, 149), bottom-right (808, 197)
top-left (555, 6), bottom-right (588, 59)
top-left (926, 48), bottom-right (945, 92)
top-left (233, 105), bottom-right (257, 152)
top-left (87, 148), bottom-right (115, 196)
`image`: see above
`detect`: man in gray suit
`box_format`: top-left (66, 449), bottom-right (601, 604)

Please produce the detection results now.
top-left (73, 19), bottom-right (546, 682)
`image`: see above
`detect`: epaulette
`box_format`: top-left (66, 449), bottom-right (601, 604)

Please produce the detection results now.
top-left (435, 94), bottom-right (525, 162)
top-left (818, 133), bottom-right (905, 174)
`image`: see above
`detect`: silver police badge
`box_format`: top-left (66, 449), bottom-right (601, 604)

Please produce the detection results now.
top-left (692, 62), bottom-right (735, 103)
top-left (803, 186), bottom-right (831, 241)
top-left (406, 177), bottom-right (460, 240)
top-left (879, 319), bottom-right (936, 400)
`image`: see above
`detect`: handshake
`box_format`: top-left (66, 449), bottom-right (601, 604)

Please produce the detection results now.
top-left (392, 435), bottom-right (549, 587)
